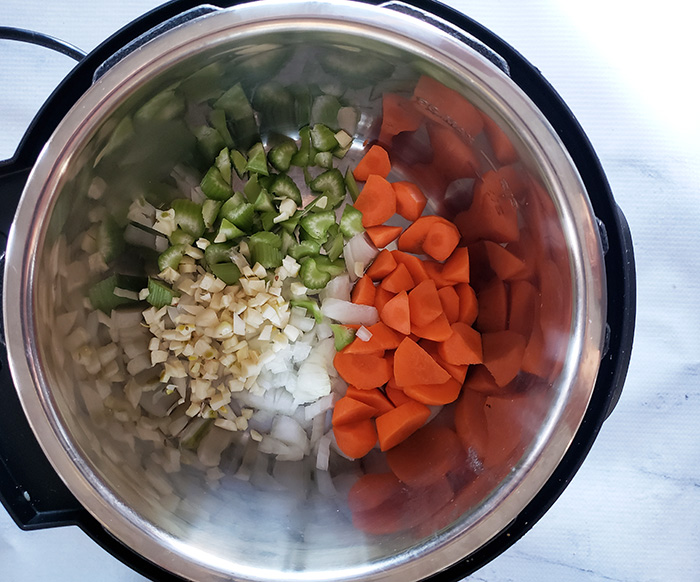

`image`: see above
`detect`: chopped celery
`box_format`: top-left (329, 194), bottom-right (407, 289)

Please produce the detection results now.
top-left (193, 125), bottom-right (226, 163)
top-left (252, 81), bottom-right (296, 132)
top-left (209, 109), bottom-right (235, 149)
top-left (243, 173), bottom-right (262, 203)
top-left (215, 147), bottom-right (232, 184)
top-left (214, 83), bottom-right (255, 122)
top-left (314, 151), bottom-right (334, 169)
top-left (309, 168), bottom-right (345, 200)
top-left (216, 218), bottom-right (245, 241)
top-left (249, 231), bottom-right (282, 248)
top-left (249, 231), bottom-right (283, 269)
top-left (288, 239), bottom-right (321, 261)
top-left (281, 230), bottom-right (296, 255)
top-left (270, 173), bottom-right (302, 205)
top-left (290, 298), bottom-right (324, 322)
top-left (158, 244), bottom-right (187, 271)
top-left (324, 232), bottom-right (344, 262)
top-left (97, 215), bottom-right (124, 264)
top-left (219, 195), bottom-right (255, 232)
top-left (89, 274), bottom-right (143, 314)
top-left (310, 123), bottom-right (339, 152)
top-left (204, 242), bottom-right (234, 266)
top-left (268, 139), bottom-right (298, 172)
top-left (246, 142), bottom-right (269, 175)
top-left (171, 199), bottom-right (205, 238)
top-left (279, 212), bottom-right (300, 234)
top-left (300, 210), bottom-right (337, 241)
top-left (314, 255), bottom-right (346, 277)
top-left (146, 278), bottom-right (178, 309)
top-left (289, 83), bottom-right (313, 127)
top-left (169, 228), bottom-right (196, 246)
top-left (231, 149), bottom-right (248, 178)
top-left (202, 199), bottom-right (222, 229)
top-left (291, 126), bottom-right (315, 167)
top-left (331, 324), bottom-right (356, 351)
top-left (345, 167), bottom-right (360, 202)
top-left (259, 211), bottom-right (277, 232)
top-left (210, 262), bottom-right (241, 285)
top-left (299, 257), bottom-right (332, 289)
top-left (200, 165), bottom-right (232, 200)
top-left (253, 189), bottom-right (275, 213)
top-left (311, 95), bottom-right (342, 130)
top-left (339, 204), bottom-right (365, 238)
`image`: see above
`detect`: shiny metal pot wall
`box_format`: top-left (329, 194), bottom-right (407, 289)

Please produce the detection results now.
top-left (4, 1), bottom-right (606, 581)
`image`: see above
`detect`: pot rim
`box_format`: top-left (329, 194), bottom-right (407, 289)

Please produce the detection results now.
top-left (3, 1), bottom-right (606, 581)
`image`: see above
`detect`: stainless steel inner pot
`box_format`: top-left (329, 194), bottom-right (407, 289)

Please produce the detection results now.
top-left (3, 1), bottom-right (606, 581)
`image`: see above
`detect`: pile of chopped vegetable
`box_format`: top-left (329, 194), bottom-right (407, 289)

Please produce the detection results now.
top-left (60, 69), bottom-right (558, 538)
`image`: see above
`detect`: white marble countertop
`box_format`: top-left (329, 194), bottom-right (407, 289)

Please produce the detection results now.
top-left (1, 1), bottom-right (698, 580)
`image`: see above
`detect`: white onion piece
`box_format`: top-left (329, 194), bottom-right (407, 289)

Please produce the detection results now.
top-left (343, 233), bottom-right (378, 281)
top-left (321, 274), bottom-right (353, 302)
top-left (315, 433), bottom-right (332, 471)
top-left (356, 326), bottom-right (372, 342)
top-left (270, 415), bottom-right (309, 455)
top-left (321, 298), bottom-right (378, 326)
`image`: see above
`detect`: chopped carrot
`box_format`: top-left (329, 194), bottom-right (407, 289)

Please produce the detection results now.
top-left (420, 340), bottom-right (469, 383)
top-left (333, 418), bottom-right (378, 459)
top-left (508, 280), bottom-right (538, 338)
top-left (439, 321), bottom-right (483, 365)
top-left (332, 396), bottom-right (378, 426)
top-left (463, 364), bottom-right (502, 395)
top-left (380, 290), bottom-right (411, 335)
top-left (393, 181), bottom-right (427, 221)
top-left (374, 286), bottom-right (395, 315)
top-left (391, 250), bottom-right (430, 283)
top-left (380, 262), bottom-right (415, 293)
top-left (346, 386), bottom-right (395, 415)
top-left (456, 282), bottom-right (478, 325)
top-left (386, 425), bottom-right (462, 487)
top-left (441, 246), bottom-right (470, 283)
top-left (353, 145), bottom-right (392, 181)
top-left (354, 174), bottom-right (396, 227)
top-left (454, 389), bottom-right (489, 459)
top-left (411, 312), bottom-right (452, 342)
top-left (376, 400), bottom-right (431, 451)
top-left (397, 215), bottom-right (442, 255)
top-left (422, 260), bottom-right (454, 288)
top-left (347, 472), bottom-right (404, 513)
top-left (403, 376), bottom-right (462, 405)
top-left (482, 240), bottom-right (528, 281)
top-left (481, 113), bottom-right (518, 165)
top-left (385, 383), bottom-right (414, 407)
top-left (393, 336), bottom-right (451, 386)
top-left (366, 249), bottom-right (397, 281)
top-left (378, 92), bottom-right (424, 146)
top-left (454, 169), bottom-right (519, 244)
top-left (334, 351), bottom-right (392, 389)
top-left (351, 274), bottom-right (376, 306)
top-left (351, 495), bottom-right (405, 535)
top-left (366, 225), bottom-right (403, 248)
top-left (475, 278), bottom-right (508, 332)
top-left (344, 322), bottom-right (402, 355)
top-left (408, 279), bottom-right (443, 327)
top-left (421, 220), bottom-right (461, 262)
top-left (426, 123), bottom-right (480, 182)
top-left (481, 330), bottom-right (527, 387)
top-left (438, 286), bottom-right (460, 324)
top-left (413, 75), bottom-right (484, 138)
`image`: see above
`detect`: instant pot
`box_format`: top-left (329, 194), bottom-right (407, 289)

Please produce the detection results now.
top-left (0, 1), bottom-right (635, 581)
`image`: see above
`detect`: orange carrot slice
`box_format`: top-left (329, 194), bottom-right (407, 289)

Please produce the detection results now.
top-left (413, 75), bottom-right (484, 138)
top-left (482, 240), bottom-right (528, 281)
top-left (456, 282), bottom-right (478, 325)
top-left (481, 330), bottom-right (526, 386)
top-left (343, 322), bottom-right (402, 355)
top-left (393, 336), bottom-right (451, 386)
top-left (366, 249), bottom-right (397, 281)
top-left (397, 215), bottom-right (442, 255)
top-left (332, 397), bottom-right (378, 426)
top-left (354, 174), bottom-right (396, 227)
top-left (353, 145), bottom-right (392, 181)
top-left (366, 225), bottom-right (403, 248)
top-left (438, 286), bottom-right (460, 324)
top-left (385, 384), bottom-right (414, 407)
top-left (334, 351), bottom-right (392, 389)
top-left (376, 400), bottom-right (431, 451)
top-left (408, 279), bottom-right (443, 327)
top-left (438, 322), bottom-right (483, 365)
top-left (374, 286), bottom-right (395, 316)
top-left (351, 274), bottom-right (376, 306)
top-left (386, 425), bottom-right (462, 487)
top-left (403, 376), bottom-right (462, 405)
top-left (463, 364), bottom-right (502, 395)
top-left (378, 92), bottom-right (424, 145)
top-left (391, 250), bottom-right (430, 283)
top-left (346, 386), bottom-right (395, 415)
top-left (347, 472), bottom-right (404, 513)
top-left (333, 419), bottom-right (378, 459)
top-left (441, 246), bottom-right (470, 283)
top-left (380, 262), bottom-right (415, 294)
top-left (393, 181), bottom-right (427, 221)
top-left (454, 389), bottom-right (488, 459)
top-left (380, 290), bottom-right (411, 335)
top-left (421, 220), bottom-right (461, 262)
top-left (411, 311), bottom-right (452, 342)
top-left (422, 260), bottom-right (454, 288)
